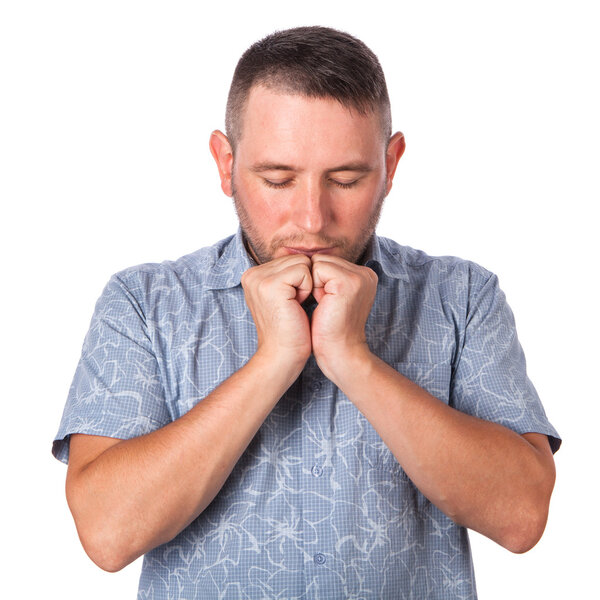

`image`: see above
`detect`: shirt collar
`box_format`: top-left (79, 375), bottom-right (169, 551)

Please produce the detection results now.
top-left (362, 234), bottom-right (411, 282)
top-left (203, 228), bottom-right (255, 290)
top-left (203, 228), bottom-right (410, 290)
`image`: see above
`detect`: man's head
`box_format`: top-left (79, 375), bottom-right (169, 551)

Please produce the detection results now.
top-left (210, 26), bottom-right (405, 264)
top-left (225, 26), bottom-right (392, 153)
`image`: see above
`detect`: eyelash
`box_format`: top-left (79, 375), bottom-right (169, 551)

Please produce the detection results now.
top-left (263, 179), bottom-right (357, 190)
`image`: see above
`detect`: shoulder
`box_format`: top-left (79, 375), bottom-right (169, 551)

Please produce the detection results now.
top-left (105, 234), bottom-right (238, 304)
top-left (376, 235), bottom-right (495, 293)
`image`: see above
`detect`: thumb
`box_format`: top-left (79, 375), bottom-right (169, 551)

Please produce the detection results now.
top-left (294, 269), bottom-right (313, 304)
top-left (312, 286), bottom-right (325, 303)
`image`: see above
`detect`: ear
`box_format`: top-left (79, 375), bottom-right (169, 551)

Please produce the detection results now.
top-left (384, 131), bottom-right (406, 195)
top-left (209, 130), bottom-right (234, 197)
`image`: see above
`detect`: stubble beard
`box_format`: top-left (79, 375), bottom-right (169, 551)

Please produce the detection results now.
top-left (231, 175), bottom-right (387, 265)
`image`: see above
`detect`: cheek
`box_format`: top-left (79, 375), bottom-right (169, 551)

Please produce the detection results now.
top-left (241, 193), bottom-right (290, 235)
top-left (244, 180), bottom-right (282, 213)
top-left (336, 192), bottom-right (379, 222)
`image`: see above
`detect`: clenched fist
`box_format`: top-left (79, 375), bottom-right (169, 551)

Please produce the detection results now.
top-left (310, 254), bottom-right (378, 383)
top-left (242, 252), bottom-right (378, 386)
top-left (241, 254), bottom-right (314, 379)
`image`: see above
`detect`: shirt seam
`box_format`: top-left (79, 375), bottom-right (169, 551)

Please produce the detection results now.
top-left (111, 271), bottom-right (172, 415)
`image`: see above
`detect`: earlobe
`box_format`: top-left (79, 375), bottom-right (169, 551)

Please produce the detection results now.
top-left (385, 132), bottom-right (406, 194)
top-left (209, 130), bottom-right (234, 197)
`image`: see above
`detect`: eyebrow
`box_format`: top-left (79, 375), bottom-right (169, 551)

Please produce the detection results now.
top-left (249, 163), bottom-right (296, 173)
top-left (249, 161), bottom-right (374, 174)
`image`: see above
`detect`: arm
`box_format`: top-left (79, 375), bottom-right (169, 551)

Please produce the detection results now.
top-left (310, 254), bottom-right (556, 553)
top-left (66, 254), bottom-right (314, 572)
top-left (323, 349), bottom-right (555, 552)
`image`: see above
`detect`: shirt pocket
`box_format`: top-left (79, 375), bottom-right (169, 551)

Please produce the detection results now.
top-left (363, 361), bottom-right (452, 480)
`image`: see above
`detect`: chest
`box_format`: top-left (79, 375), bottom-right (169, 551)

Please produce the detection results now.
top-left (149, 282), bottom-right (459, 422)
top-left (139, 271), bottom-right (474, 598)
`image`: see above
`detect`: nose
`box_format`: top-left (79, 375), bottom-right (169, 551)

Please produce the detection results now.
top-left (292, 177), bottom-right (329, 234)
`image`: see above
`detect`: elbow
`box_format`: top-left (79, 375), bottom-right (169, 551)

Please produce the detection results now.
top-left (66, 481), bottom-right (135, 573)
top-left (74, 514), bottom-right (135, 573)
top-left (500, 510), bottom-right (548, 554)
top-left (500, 465), bottom-right (556, 554)
top-left (83, 533), bottom-right (133, 573)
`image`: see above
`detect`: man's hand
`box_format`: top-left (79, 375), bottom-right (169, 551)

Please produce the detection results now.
top-left (310, 254), bottom-right (378, 383)
top-left (241, 253), bottom-right (378, 383)
top-left (241, 254), bottom-right (314, 377)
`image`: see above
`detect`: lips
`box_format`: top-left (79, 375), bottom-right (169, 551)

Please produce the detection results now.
top-left (284, 247), bottom-right (335, 257)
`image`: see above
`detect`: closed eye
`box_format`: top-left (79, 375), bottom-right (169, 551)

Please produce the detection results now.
top-left (263, 179), bottom-right (292, 189)
top-left (262, 179), bottom-right (359, 190)
top-left (331, 180), bottom-right (358, 189)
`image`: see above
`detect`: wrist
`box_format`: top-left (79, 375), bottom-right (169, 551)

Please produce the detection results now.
top-left (314, 342), bottom-right (376, 390)
top-left (250, 345), bottom-right (309, 389)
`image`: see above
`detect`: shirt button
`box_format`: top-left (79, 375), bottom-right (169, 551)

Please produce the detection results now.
top-left (311, 381), bottom-right (322, 392)
top-left (314, 553), bottom-right (326, 565)
top-left (311, 464), bottom-right (323, 478)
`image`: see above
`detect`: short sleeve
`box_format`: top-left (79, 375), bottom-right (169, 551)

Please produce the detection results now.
top-left (52, 273), bottom-right (171, 464)
top-left (450, 270), bottom-right (561, 453)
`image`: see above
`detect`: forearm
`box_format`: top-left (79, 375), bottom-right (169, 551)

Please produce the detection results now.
top-left (67, 352), bottom-right (301, 571)
top-left (323, 348), bottom-right (555, 552)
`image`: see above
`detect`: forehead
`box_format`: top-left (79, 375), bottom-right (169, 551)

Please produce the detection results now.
top-left (235, 85), bottom-right (385, 167)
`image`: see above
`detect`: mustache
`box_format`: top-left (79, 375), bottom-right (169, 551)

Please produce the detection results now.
top-left (269, 232), bottom-right (349, 252)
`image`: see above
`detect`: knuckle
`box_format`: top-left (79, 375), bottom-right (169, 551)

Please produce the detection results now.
top-left (359, 265), bottom-right (378, 284)
top-left (348, 272), bottom-right (362, 286)
top-left (241, 266), bottom-right (257, 283)
top-left (300, 262), bottom-right (313, 276)
top-left (255, 277), bottom-right (271, 295)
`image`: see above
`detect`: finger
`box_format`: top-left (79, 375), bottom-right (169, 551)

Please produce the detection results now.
top-left (268, 255), bottom-right (313, 303)
top-left (242, 255), bottom-right (312, 297)
top-left (310, 253), bottom-right (356, 269)
top-left (312, 260), bottom-right (376, 300)
top-left (311, 260), bottom-right (345, 303)
top-left (284, 263), bottom-right (313, 304)
top-left (312, 255), bottom-right (377, 285)
top-left (311, 259), bottom-right (347, 286)
top-left (265, 253), bottom-right (312, 274)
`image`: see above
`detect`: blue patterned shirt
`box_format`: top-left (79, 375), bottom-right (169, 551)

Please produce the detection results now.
top-left (53, 229), bottom-right (560, 599)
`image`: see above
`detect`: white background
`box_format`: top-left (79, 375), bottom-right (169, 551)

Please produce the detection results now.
top-left (1, 1), bottom-right (598, 598)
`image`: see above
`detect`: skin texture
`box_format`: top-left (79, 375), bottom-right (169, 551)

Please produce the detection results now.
top-left (65, 86), bottom-right (555, 573)
top-left (211, 85), bottom-right (405, 265)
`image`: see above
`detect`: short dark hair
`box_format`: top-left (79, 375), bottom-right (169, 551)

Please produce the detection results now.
top-left (225, 26), bottom-right (392, 151)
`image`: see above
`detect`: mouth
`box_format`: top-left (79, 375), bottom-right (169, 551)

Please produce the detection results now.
top-left (283, 246), bottom-right (335, 258)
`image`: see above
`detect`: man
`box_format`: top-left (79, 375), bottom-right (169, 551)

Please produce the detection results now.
top-left (53, 26), bottom-right (560, 599)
